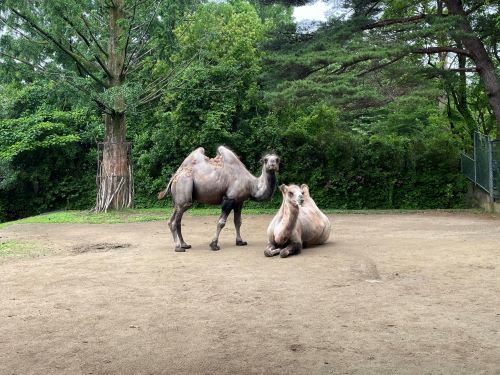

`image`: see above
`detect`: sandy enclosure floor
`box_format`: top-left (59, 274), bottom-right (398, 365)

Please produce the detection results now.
top-left (1, 213), bottom-right (500, 375)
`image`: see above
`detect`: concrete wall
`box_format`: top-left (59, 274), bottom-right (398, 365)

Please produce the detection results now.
top-left (464, 182), bottom-right (500, 213)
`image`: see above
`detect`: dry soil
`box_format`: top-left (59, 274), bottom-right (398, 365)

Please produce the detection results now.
top-left (1, 212), bottom-right (500, 375)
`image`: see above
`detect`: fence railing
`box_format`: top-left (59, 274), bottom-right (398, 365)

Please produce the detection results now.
top-left (461, 132), bottom-right (500, 200)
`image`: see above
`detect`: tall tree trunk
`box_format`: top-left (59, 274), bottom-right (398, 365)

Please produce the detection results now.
top-left (95, 0), bottom-right (133, 211)
top-left (451, 43), bottom-right (477, 134)
top-left (445, 0), bottom-right (500, 139)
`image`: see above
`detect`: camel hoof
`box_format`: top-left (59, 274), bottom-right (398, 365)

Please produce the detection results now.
top-left (264, 249), bottom-right (275, 257)
top-left (209, 242), bottom-right (220, 251)
top-left (236, 240), bottom-right (247, 246)
top-left (175, 247), bottom-right (186, 252)
top-left (181, 244), bottom-right (192, 249)
top-left (280, 249), bottom-right (290, 258)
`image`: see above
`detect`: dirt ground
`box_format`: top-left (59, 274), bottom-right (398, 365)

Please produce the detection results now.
top-left (1, 212), bottom-right (500, 375)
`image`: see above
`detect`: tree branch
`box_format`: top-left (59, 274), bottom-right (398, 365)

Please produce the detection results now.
top-left (9, 7), bottom-right (109, 88)
top-left (333, 55), bottom-right (377, 74)
top-left (80, 14), bottom-right (109, 58)
top-left (121, 1), bottom-right (138, 76)
top-left (0, 16), bottom-right (48, 45)
top-left (60, 14), bottom-right (92, 47)
top-left (428, 60), bottom-right (479, 75)
top-left (357, 54), bottom-right (406, 76)
top-left (0, 51), bottom-right (112, 113)
top-left (448, 67), bottom-right (478, 72)
top-left (364, 1), bottom-right (383, 17)
top-left (123, 0), bottom-right (162, 72)
top-left (0, 51), bottom-right (44, 71)
top-left (311, 46), bottom-right (475, 78)
top-left (59, 13), bottom-right (113, 79)
top-left (414, 46), bottom-right (473, 58)
top-left (363, 15), bottom-right (426, 30)
top-left (138, 57), bottom-right (201, 107)
top-left (124, 0), bottom-right (154, 11)
top-left (139, 51), bottom-right (200, 100)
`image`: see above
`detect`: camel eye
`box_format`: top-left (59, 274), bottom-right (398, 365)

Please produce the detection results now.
top-left (288, 192), bottom-right (293, 197)
top-left (264, 158), bottom-right (268, 163)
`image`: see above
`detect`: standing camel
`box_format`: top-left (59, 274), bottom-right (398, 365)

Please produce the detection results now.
top-left (265, 184), bottom-right (331, 258)
top-left (158, 146), bottom-right (279, 251)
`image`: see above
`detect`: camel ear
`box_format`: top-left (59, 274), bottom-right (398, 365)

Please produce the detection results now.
top-left (279, 184), bottom-right (287, 193)
top-left (300, 184), bottom-right (310, 196)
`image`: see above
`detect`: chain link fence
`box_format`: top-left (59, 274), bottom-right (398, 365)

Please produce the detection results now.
top-left (492, 140), bottom-right (500, 199)
top-left (461, 132), bottom-right (500, 200)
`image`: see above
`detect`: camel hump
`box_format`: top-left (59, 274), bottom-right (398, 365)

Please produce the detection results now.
top-left (216, 146), bottom-right (240, 162)
top-left (181, 147), bottom-right (206, 167)
top-left (186, 147), bottom-right (205, 158)
top-left (189, 147), bottom-right (205, 159)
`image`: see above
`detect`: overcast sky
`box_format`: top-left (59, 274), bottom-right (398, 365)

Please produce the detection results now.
top-left (293, 0), bottom-right (335, 23)
top-left (293, 0), bottom-right (349, 27)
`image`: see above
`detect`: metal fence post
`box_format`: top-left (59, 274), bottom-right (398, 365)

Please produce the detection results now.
top-left (473, 132), bottom-right (477, 184)
top-left (488, 138), bottom-right (494, 199)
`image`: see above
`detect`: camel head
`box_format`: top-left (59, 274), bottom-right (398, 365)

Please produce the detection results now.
top-left (261, 153), bottom-right (280, 172)
top-left (280, 184), bottom-right (304, 207)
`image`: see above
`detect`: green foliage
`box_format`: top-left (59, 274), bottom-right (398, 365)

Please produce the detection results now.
top-left (175, 0), bottom-right (266, 63)
top-left (0, 118), bottom-right (80, 160)
top-left (107, 0), bottom-right (472, 211)
top-left (0, 0), bottom-right (479, 221)
top-left (261, 104), bottom-right (467, 209)
top-left (0, 83), bottom-right (101, 220)
top-left (0, 0), bottom-right (200, 114)
top-left (132, 0), bottom-right (270, 206)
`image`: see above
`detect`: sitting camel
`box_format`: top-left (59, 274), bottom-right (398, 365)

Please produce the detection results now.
top-left (265, 184), bottom-right (331, 258)
top-left (158, 146), bottom-right (279, 252)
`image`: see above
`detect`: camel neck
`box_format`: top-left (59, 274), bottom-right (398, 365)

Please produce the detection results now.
top-left (252, 167), bottom-right (276, 202)
top-left (281, 202), bottom-right (299, 238)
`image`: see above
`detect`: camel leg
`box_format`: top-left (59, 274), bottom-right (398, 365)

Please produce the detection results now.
top-left (176, 206), bottom-right (191, 249)
top-left (264, 242), bottom-right (280, 257)
top-left (210, 197), bottom-right (234, 251)
top-left (167, 209), bottom-right (181, 250)
top-left (168, 206), bottom-right (191, 252)
top-left (169, 175), bottom-right (193, 252)
top-left (279, 242), bottom-right (302, 258)
top-left (234, 202), bottom-right (247, 246)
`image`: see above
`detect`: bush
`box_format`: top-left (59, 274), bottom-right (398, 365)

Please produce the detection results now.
top-left (0, 110), bottom-right (100, 221)
top-left (131, 103), bottom-right (467, 210)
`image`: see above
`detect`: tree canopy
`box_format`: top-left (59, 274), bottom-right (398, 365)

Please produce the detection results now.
top-left (2, 0), bottom-right (498, 221)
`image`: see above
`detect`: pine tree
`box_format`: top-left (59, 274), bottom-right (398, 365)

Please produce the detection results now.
top-left (262, 0), bottom-right (500, 138)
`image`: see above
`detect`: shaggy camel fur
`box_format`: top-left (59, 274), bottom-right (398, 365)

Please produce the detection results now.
top-left (159, 146), bottom-right (279, 251)
top-left (265, 184), bottom-right (331, 258)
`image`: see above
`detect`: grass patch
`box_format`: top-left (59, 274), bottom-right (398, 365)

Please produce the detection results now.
top-left (0, 207), bottom-right (489, 229)
top-left (0, 208), bottom-right (279, 228)
top-left (0, 209), bottom-right (167, 228)
top-left (0, 240), bottom-right (45, 259)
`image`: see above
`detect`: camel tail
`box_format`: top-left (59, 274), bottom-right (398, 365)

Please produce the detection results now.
top-left (158, 178), bottom-right (173, 200)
